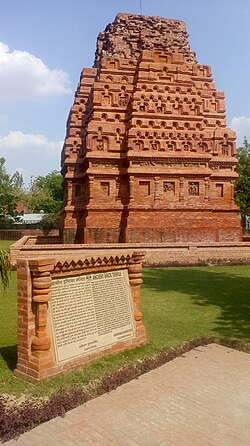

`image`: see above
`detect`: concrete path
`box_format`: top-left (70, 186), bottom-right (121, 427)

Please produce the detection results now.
top-left (6, 344), bottom-right (250, 445)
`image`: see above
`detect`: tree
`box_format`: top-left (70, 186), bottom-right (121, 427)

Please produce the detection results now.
top-left (0, 160), bottom-right (63, 229)
top-left (41, 213), bottom-right (61, 232)
top-left (0, 157), bottom-right (24, 192)
top-left (235, 138), bottom-right (250, 221)
top-left (0, 158), bottom-right (24, 226)
top-left (26, 171), bottom-right (63, 214)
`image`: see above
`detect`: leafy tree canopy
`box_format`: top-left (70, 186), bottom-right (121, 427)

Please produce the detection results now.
top-left (0, 157), bottom-right (24, 191)
top-left (0, 159), bottom-right (63, 228)
top-left (27, 171), bottom-right (63, 214)
top-left (0, 158), bottom-right (24, 220)
top-left (235, 137), bottom-right (250, 217)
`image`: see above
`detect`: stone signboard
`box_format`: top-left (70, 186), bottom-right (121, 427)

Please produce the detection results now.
top-left (50, 269), bottom-right (135, 363)
top-left (15, 252), bottom-right (147, 381)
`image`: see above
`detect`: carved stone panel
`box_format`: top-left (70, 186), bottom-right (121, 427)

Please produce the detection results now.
top-left (188, 182), bottom-right (199, 196)
top-left (163, 181), bottom-right (175, 196)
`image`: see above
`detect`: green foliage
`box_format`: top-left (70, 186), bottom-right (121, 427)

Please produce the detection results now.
top-left (235, 137), bottom-right (250, 216)
top-left (0, 240), bottom-right (15, 251)
top-left (0, 250), bottom-right (11, 290)
top-left (236, 137), bottom-right (250, 176)
top-left (0, 193), bottom-right (17, 218)
top-left (0, 157), bottom-right (24, 193)
top-left (0, 159), bottom-right (63, 229)
top-left (41, 213), bottom-right (60, 231)
top-left (27, 171), bottom-right (63, 214)
top-left (0, 158), bottom-right (24, 221)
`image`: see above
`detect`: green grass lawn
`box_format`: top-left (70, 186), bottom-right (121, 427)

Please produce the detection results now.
top-left (0, 258), bottom-right (249, 398)
top-left (0, 239), bottom-right (16, 251)
top-left (142, 266), bottom-right (250, 349)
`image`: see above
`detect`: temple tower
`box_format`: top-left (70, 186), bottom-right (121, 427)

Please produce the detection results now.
top-left (61, 13), bottom-right (241, 244)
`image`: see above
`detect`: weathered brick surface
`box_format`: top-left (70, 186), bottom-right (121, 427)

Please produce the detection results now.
top-left (61, 13), bottom-right (241, 244)
top-left (0, 229), bottom-right (58, 241)
top-left (6, 345), bottom-right (250, 445)
top-left (11, 236), bottom-right (250, 267)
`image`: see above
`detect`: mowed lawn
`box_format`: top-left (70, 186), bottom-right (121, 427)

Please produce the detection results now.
top-left (0, 240), bottom-right (17, 351)
top-left (0, 238), bottom-right (250, 397)
top-left (142, 266), bottom-right (250, 350)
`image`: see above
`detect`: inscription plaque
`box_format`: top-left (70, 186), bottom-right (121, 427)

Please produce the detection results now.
top-left (49, 269), bottom-right (135, 363)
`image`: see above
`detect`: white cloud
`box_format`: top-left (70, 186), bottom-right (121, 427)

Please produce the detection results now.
top-left (0, 131), bottom-right (63, 185)
top-left (0, 130), bottom-right (62, 155)
top-left (0, 42), bottom-right (72, 104)
top-left (231, 116), bottom-right (250, 146)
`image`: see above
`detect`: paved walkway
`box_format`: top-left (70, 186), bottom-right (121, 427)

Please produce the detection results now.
top-left (6, 344), bottom-right (250, 445)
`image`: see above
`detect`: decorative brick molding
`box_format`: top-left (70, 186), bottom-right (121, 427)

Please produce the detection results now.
top-left (11, 236), bottom-right (250, 268)
top-left (29, 260), bottom-right (54, 376)
top-left (15, 252), bottom-right (147, 381)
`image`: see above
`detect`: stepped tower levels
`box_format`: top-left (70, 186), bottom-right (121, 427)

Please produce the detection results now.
top-left (61, 13), bottom-right (242, 244)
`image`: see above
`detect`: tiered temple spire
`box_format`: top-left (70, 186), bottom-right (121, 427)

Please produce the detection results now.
top-left (61, 13), bottom-right (241, 244)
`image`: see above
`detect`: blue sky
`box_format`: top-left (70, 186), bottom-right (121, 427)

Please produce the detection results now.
top-left (0, 0), bottom-right (250, 184)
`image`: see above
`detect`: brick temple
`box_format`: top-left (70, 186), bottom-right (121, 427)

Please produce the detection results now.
top-left (61, 13), bottom-right (242, 244)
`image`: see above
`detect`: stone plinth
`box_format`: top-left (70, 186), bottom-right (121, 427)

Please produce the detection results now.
top-left (61, 13), bottom-right (241, 244)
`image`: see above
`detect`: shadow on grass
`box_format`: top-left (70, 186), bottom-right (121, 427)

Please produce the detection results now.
top-left (143, 266), bottom-right (250, 342)
top-left (0, 345), bottom-right (17, 371)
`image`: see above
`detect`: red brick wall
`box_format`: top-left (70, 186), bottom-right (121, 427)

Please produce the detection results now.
top-left (11, 236), bottom-right (250, 268)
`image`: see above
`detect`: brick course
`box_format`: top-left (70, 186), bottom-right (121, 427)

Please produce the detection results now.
top-left (11, 236), bottom-right (250, 268)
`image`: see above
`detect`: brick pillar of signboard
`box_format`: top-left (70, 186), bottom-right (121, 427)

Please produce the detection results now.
top-left (14, 258), bottom-right (55, 381)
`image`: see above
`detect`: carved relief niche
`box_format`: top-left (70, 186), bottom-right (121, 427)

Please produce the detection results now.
top-left (156, 96), bottom-right (165, 113)
top-left (220, 133), bottom-right (231, 156)
top-left (181, 98), bottom-right (189, 114)
top-left (166, 141), bottom-right (176, 151)
top-left (139, 95), bottom-right (147, 112)
top-left (143, 132), bottom-right (151, 150)
top-left (134, 131), bottom-right (144, 150)
top-left (118, 86), bottom-right (129, 106)
top-left (198, 141), bottom-right (209, 153)
top-left (163, 181), bottom-right (175, 196)
top-left (92, 127), bottom-right (109, 151)
top-left (115, 114), bottom-right (121, 122)
top-left (150, 132), bottom-right (160, 151)
top-left (182, 141), bottom-right (192, 151)
top-left (105, 75), bottom-right (113, 83)
top-left (188, 182), bottom-right (199, 196)
top-left (121, 76), bottom-right (129, 83)
top-left (102, 85), bottom-right (113, 106)
top-left (115, 128), bottom-right (123, 146)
